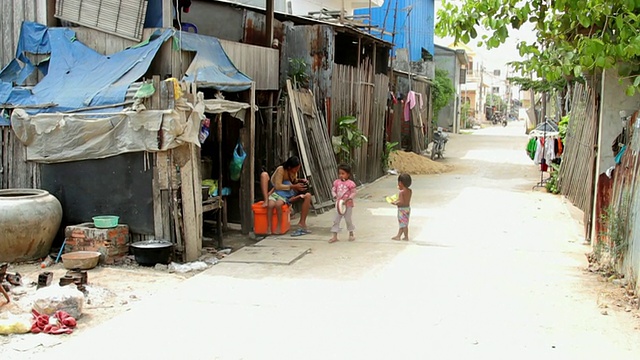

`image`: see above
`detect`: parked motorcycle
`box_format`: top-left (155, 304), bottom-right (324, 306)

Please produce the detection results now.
top-left (431, 128), bottom-right (449, 160)
top-left (491, 111), bottom-right (507, 127)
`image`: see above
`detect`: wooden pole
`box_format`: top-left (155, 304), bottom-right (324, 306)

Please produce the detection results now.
top-left (239, 84), bottom-right (256, 235)
top-left (266, 0), bottom-right (275, 47)
top-left (217, 113), bottom-right (223, 245)
top-left (162, 0), bottom-right (172, 28)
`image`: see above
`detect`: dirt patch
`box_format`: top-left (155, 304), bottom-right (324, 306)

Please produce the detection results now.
top-left (0, 257), bottom-right (214, 358)
top-left (389, 150), bottom-right (453, 175)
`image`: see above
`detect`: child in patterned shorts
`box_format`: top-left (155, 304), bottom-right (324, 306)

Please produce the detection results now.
top-left (391, 173), bottom-right (412, 241)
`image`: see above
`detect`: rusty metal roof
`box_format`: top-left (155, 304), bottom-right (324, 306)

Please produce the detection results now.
top-left (200, 0), bottom-right (393, 47)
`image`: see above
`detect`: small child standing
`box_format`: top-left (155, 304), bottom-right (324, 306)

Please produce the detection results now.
top-left (392, 173), bottom-right (413, 241)
top-left (329, 164), bottom-right (357, 243)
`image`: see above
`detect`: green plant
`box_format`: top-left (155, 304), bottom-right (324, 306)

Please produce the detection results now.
top-left (332, 116), bottom-right (368, 165)
top-left (597, 194), bottom-right (631, 267)
top-left (461, 101), bottom-right (472, 128)
top-left (432, 68), bottom-right (456, 122)
top-left (288, 58), bottom-right (309, 86)
top-left (558, 113), bottom-right (570, 140)
top-left (485, 94), bottom-right (506, 112)
top-left (381, 141), bottom-right (399, 171)
top-left (545, 163), bottom-right (560, 194)
top-left (436, 0), bottom-right (640, 96)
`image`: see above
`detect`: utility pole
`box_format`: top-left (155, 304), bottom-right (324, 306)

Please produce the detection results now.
top-left (266, 0), bottom-right (274, 47)
top-left (368, 0), bottom-right (372, 34)
top-left (405, 5), bottom-right (413, 92)
top-left (389, 0), bottom-right (399, 74)
top-left (479, 64), bottom-right (484, 120)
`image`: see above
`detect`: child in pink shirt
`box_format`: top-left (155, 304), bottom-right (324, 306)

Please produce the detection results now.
top-left (329, 164), bottom-right (357, 243)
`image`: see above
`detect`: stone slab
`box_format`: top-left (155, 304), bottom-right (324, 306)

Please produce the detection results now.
top-left (220, 245), bottom-right (310, 265)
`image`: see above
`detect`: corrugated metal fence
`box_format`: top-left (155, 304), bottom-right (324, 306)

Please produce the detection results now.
top-left (603, 109), bottom-right (640, 289)
top-left (558, 82), bottom-right (599, 236)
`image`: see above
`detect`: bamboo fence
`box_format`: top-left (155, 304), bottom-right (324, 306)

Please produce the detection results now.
top-left (558, 83), bottom-right (598, 229)
top-left (331, 62), bottom-right (389, 183)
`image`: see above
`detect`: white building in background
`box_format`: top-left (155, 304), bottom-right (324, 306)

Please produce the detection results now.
top-left (221, 0), bottom-right (384, 15)
top-left (288, 0), bottom-right (384, 15)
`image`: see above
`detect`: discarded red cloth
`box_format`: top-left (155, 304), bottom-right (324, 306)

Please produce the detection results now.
top-left (31, 309), bottom-right (77, 335)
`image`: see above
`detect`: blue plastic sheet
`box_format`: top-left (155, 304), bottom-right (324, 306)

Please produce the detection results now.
top-left (0, 22), bottom-right (252, 114)
top-left (0, 22), bottom-right (172, 113)
top-left (178, 32), bottom-right (252, 92)
top-left (0, 82), bottom-right (11, 105)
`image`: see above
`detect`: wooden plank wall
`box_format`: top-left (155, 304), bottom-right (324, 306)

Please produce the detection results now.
top-left (219, 39), bottom-right (279, 91)
top-left (72, 27), bottom-right (138, 55)
top-left (368, 73), bottom-right (390, 181)
top-left (287, 80), bottom-right (338, 211)
top-left (0, 126), bottom-right (40, 189)
top-left (331, 62), bottom-right (389, 184)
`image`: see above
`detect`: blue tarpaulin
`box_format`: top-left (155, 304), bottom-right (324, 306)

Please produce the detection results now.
top-left (0, 22), bottom-right (172, 113)
top-left (0, 22), bottom-right (252, 114)
top-left (178, 31), bottom-right (252, 92)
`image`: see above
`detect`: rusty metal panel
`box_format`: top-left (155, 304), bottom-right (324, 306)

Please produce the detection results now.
top-left (219, 39), bottom-right (279, 90)
top-left (281, 25), bottom-right (334, 103)
top-left (242, 9), bottom-right (285, 47)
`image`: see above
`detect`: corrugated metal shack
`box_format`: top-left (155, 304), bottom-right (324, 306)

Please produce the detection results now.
top-left (0, 2), bottom-right (261, 262)
top-left (183, 0), bottom-right (393, 184)
top-left (280, 21), bottom-right (391, 183)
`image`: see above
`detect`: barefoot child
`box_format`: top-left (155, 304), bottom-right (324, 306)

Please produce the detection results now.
top-left (329, 164), bottom-right (357, 243)
top-left (392, 173), bottom-right (412, 241)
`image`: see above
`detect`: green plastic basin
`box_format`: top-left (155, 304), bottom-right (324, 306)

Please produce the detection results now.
top-left (92, 215), bottom-right (119, 228)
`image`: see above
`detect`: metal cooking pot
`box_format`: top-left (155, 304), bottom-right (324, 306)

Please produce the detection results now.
top-left (130, 240), bottom-right (173, 266)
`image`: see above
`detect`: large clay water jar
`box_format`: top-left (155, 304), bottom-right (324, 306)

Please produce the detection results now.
top-left (0, 189), bottom-right (62, 262)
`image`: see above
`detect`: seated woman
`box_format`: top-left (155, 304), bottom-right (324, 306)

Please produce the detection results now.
top-left (259, 156), bottom-right (312, 235)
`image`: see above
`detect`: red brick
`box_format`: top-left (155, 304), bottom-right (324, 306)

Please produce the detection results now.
top-left (64, 223), bottom-right (131, 263)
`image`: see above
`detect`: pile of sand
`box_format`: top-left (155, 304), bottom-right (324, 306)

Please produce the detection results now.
top-left (389, 150), bottom-right (453, 175)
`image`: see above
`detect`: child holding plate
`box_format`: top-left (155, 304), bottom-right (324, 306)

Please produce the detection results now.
top-left (329, 164), bottom-right (357, 243)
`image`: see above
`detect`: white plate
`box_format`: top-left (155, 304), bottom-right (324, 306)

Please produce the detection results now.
top-left (336, 199), bottom-right (347, 215)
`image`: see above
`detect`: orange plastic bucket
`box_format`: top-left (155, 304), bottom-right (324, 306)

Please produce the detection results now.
top-left (252, 201), bottom-right (291, 235)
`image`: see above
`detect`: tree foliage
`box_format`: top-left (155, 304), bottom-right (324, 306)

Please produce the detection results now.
top-left (432, 68), bottom-right (456, 121)
top-left (485, 93), bottom-right (506, 111)
top-left (436, 0), bottom-right (640, 96)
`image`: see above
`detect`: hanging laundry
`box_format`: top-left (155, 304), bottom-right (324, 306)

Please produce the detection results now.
top-left (557, 138), bottom-right (563, 155)
top-left (615, 145), bottom-right (627, 164)
top-left (415, 92), bottom-right (424, 109)
top-left (389, 91), bottom-right (398, 104)
top-left (533, 137), bottom-right (556, 165)
top-left (544, 137), bottom-right (556, 162)
top-left (526, 137), bottom-right (537, 160)
top-left (404, 91), bottom-right (418, 122)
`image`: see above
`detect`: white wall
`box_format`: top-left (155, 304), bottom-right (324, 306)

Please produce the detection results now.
top-left (228, 0), bottom-right (288, 12)
top-left (289, 0), bottom-right (384, 16)
top-left (591, 67), bottom-right (640, 267)
top-left (596, 69), bottom-right (640, 176)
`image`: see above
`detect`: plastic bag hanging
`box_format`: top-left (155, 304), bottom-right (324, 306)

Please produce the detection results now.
top-left (199, 118), bottom-right (211, 144)
top-left (229, 141), bottom-right (246, 181)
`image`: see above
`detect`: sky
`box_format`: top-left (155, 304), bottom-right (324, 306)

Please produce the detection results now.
top-left (433, 0), bottom-right (538, 75)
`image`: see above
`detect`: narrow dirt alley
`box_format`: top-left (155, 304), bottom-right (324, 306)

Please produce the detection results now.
top-left (25, 121), bottom-right (640, 359)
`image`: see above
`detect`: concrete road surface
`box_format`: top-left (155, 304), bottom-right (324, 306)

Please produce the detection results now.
top-left (25, 121), bottom-right (640, 359)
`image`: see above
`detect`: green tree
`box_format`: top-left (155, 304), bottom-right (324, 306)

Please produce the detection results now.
top-left (485, 93), bottom-right (506, 112)
top-left (436, 0), bottom-right (640, 96)
top-left (432, 68), bottom-right (456, 121)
